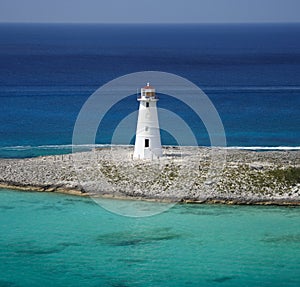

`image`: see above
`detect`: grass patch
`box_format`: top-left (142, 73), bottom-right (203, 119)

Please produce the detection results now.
top-left (268, 167), bottom-right (300, 185)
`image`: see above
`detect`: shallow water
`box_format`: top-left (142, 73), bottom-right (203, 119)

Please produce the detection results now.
top-left (0, 188), bottom-right (299, 286)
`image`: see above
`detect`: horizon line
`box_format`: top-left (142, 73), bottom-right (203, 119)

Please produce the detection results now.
top-left (0, 21), bottom-right (300, 25)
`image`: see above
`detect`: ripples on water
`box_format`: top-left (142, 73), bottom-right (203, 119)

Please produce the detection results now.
top-left (0, 189), bottom-right (300, 286)
top-left (1, 24), bottom-right (300, 155)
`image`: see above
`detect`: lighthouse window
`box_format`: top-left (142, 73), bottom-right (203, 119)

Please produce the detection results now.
top-left (146, 102), bottom-right (149, 108)
top-left (145, 139), bottom-right (149, 148)
top-left (145, 126), bottom-right (149, 131)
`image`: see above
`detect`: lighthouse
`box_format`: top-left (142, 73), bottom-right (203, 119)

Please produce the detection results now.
top-left (133, 83), bottom-right (162, 160)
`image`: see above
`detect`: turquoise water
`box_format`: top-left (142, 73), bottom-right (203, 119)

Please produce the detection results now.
top-left (0, 189), bottom-right (299, 286)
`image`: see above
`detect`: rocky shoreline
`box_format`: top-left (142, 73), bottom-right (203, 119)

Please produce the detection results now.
top-left (0, 146), bottom-right (299, 206)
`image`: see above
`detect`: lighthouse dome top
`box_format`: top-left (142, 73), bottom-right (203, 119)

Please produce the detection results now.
top-left (143, 82), bottom-right (155, 90)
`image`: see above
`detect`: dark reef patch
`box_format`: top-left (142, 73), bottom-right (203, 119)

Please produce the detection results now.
top-left (0, 205), bottom-right (14, 210)
top-left (96, 227), bottom-right (181, 247)
top-left (211, 276), bottom-right (236, 283)
top-left (7, 240), bottom-right (81, 256)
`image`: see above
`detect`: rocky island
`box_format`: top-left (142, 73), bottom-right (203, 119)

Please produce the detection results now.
top-left (0, 146), bottom-right (300, 205)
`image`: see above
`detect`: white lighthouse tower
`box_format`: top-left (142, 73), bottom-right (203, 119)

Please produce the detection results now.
top-left (133, 83), bottom-right (162, 160)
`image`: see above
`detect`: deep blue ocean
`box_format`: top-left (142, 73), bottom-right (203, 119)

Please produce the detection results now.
top-left (0, 23), bottom-right (300, 157)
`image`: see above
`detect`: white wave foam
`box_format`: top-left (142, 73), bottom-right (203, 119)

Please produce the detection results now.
top-left (0, 144), bottom-right (299, 151)
top-left (0, 144), bottom-right (116, 151)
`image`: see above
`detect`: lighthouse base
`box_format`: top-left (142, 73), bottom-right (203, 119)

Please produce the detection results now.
top-left (133, 147), bottom-right (162, 160)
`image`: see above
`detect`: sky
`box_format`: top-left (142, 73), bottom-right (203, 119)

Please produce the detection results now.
top-left (0, 0), bottom-right (299, 23)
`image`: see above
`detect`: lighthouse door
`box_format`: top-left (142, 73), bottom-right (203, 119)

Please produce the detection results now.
top-left (145, 139), bottom-right (149, 148)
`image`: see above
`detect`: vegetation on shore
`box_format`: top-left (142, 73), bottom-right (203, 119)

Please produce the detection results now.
top-left (268, 167), bottom-right (300, 185)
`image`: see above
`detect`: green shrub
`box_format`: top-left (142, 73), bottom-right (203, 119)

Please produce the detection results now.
top-left (268, 167), bottom-right (300, 185)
